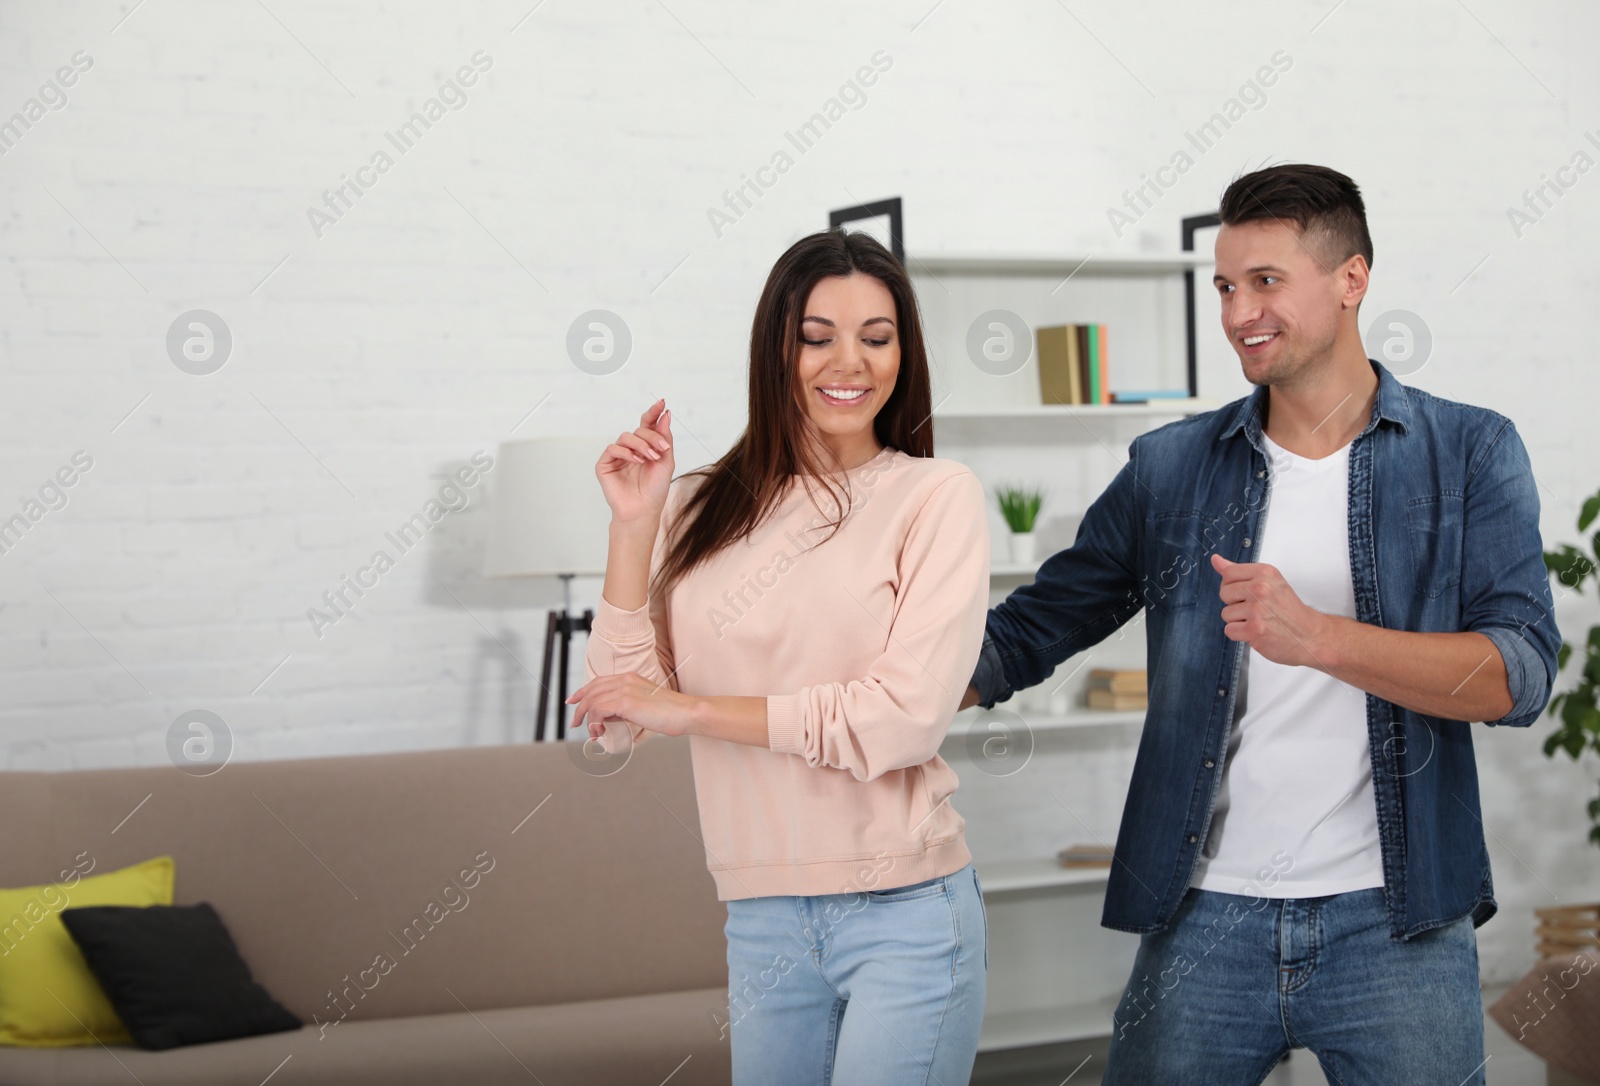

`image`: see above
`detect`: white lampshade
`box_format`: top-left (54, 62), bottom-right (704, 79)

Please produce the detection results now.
top-left (483, 437), bottom-right (612, 577)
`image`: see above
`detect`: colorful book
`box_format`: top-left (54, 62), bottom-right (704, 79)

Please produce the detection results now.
top-left (1066, 325), bottom-right (1083, 404)
top-left (1097, 324), bottom-right (1110, 404)
top-left (1036, 325), bottom-right (1080, 405)
top-left (1089, 667), bottom-right (1146, 694)
top-left (1075, 324), bottom-right (1092, 404)
top-left (1086, 324), bottom-right (1101, 404)
top-left (1112, 389), bottom-right (1190, 402)
top-left (1087, 689), bottom-right (1148, 711)
top-left (1036, 323), bottom-right (1114, 406)
top-left (1057, 843), bottom-right (1116, 868)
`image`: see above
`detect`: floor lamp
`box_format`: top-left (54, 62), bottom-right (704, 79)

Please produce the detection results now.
top-left (482, 436), bottom-right (611, 742)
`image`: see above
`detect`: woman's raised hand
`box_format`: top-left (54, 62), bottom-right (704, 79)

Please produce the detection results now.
top-left (596, 398), bottom-right (674, 525)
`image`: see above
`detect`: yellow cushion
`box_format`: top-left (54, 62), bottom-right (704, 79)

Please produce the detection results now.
top-left (0, 855), bottom-right (175, 1046)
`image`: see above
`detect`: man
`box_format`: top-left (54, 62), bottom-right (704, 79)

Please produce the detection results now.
top-left (962, 163), bottom-right (1558, 1084)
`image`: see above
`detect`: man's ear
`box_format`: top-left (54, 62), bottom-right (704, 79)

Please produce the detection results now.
top-left (1339, 253), bottom-right (1370, 311)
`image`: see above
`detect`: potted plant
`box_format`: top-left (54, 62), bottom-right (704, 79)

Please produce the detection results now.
top-left (995, 484), bottom-right (1045, 565)
top-left (1542, 485), bottom-right (1600, 844)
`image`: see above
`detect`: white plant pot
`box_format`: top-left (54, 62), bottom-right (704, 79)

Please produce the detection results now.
top-left (1009, 531), bottom-right (1036, 565)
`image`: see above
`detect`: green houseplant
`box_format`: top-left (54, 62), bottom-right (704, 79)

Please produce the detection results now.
top-left (1542, 486), bottom-right (1600, 846)
top-left (995, 484), bottom-right (1045, 565)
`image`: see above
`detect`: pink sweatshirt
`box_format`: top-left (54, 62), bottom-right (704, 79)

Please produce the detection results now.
top-left (583, 446), bottom-right (990, 900)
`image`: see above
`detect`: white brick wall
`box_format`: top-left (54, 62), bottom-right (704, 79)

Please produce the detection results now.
top-left (2, 0), bottom-right (1598, 983)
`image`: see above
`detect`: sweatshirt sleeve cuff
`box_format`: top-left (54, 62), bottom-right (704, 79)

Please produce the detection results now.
top-left (766, 694), bottom-right (804, 755)
top-left (592, 595), bottom-right (656, 643)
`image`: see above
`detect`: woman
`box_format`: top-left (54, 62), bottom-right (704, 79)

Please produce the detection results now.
top-left (567, 229), bottom-right (990, 1085)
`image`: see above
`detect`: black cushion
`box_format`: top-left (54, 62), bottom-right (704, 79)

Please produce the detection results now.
top-left (58, 902), bottom-right (302, 1050)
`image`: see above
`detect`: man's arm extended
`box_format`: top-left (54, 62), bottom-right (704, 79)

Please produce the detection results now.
top-left (970, 443), bottom-right (1147, 709)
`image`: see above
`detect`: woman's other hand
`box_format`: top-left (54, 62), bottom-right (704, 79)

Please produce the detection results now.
top-left (596, 398), bottom-right (674, 525)
top-left (567, 672), bottom-right (696, 738)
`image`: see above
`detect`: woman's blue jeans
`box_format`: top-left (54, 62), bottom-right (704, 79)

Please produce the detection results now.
top-left (1103, 885), bottom-right (1486, 1085)
top-left (722, 862), bottom-right (987, 1086)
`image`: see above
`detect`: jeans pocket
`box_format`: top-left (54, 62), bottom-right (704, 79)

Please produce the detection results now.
top-left (866, 874), bottom-right (947, 903)
top-left (972, 867), bottom-right (989, 971)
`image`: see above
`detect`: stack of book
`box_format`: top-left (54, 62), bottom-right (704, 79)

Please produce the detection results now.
top-left (1111, 389), bottom-right (1192, 404)
top-left (1086, 668), bottom-right (1146, 711)
top-left (1036, 323), bottom-right (1189, 405)
top-left (1036, 324), bottom-right (1110, 405)
top-left (1056, 843), bottom-right (1116, 868)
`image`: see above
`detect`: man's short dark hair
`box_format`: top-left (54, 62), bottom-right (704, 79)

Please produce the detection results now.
top-left (1218, 164), bottom-right (1373, 272)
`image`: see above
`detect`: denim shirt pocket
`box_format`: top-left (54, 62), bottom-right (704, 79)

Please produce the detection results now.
top-left (1144, 510), bottom-right (1204, 610)
top-left (1404, 491), bottom-right (1465, 599)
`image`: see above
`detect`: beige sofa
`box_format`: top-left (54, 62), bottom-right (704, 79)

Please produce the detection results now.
top-left (0, 738), bottom-right (731, 1085)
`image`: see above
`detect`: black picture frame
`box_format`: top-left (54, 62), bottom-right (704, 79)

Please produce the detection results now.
top-left (1181, 210), bottom-right (1221, 400)
top-left (828, 197), bottom-right (904, 263)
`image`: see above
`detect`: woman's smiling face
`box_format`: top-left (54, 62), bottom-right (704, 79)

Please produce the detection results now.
top-left (793, 272), bottom-right (900, 464)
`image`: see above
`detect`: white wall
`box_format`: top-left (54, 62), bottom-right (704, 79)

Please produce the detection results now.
top-left (1, 0), bottom-right (1597, 984)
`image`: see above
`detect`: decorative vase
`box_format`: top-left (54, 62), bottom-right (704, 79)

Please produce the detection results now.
top-left (1009, 531), bottom-right (1036, 565)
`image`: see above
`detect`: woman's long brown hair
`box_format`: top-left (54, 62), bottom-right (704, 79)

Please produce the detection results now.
top-left (649, 228), bottom-right (935, 600)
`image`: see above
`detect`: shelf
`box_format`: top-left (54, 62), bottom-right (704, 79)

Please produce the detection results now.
top-left (907, 252), bottom-right (1212, 276)
top-left (913, 233), bottom-right (1198, 1058)
top-left (934, 399), bottom-right (1215, 421)
top-left (974, 857), bottom-right (1112, 895)
top-left (978, 997), bottom-right (1122, 1050)
top-left (943, 707), bottom-right (1145, 740)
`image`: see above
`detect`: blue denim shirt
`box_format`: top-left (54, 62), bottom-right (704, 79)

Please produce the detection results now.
top-left (971, 359), bottom-right (1558, 940)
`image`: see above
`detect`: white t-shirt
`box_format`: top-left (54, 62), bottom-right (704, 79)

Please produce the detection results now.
top-left (1189, 431), bottom-right (1384, 898)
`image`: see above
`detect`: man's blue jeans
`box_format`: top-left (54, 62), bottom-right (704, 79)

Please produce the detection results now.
top-left (722, 862), bottom-right (987, 1086)
top-left (1103, 885), bottom-right (1486, 1085)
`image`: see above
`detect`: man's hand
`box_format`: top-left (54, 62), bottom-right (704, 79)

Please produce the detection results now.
top-left (1212, 553), bottom-right (1333, 670)
top-left (959, 684), bottom-right (981, 711)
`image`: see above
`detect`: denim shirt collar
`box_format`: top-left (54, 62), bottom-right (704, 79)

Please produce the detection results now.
top-left (1218, 357), bottom-right (1413, 446)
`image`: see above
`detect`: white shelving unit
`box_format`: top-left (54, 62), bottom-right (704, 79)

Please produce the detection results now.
top-left (908, 252), bottom-right (1212, 276)
top-left (968, 857), bottom-right (1139, 1052)
top-left (979, 998), bottom-right (1126, 1051)
top-left (944, 705), bottom-right (1145, 739)
top-left (970, 857), bottom-right (1113, 894)
top-left (910, 249), bottom-right (1209, 1053)
top-left (936, 399), bottom-right (1213, 421)
top-left (910, 247), bottom-right (1213, 419)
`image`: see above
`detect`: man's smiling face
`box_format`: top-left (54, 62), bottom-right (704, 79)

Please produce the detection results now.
top-left (1213, 218), bottom-right (1354, 388)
